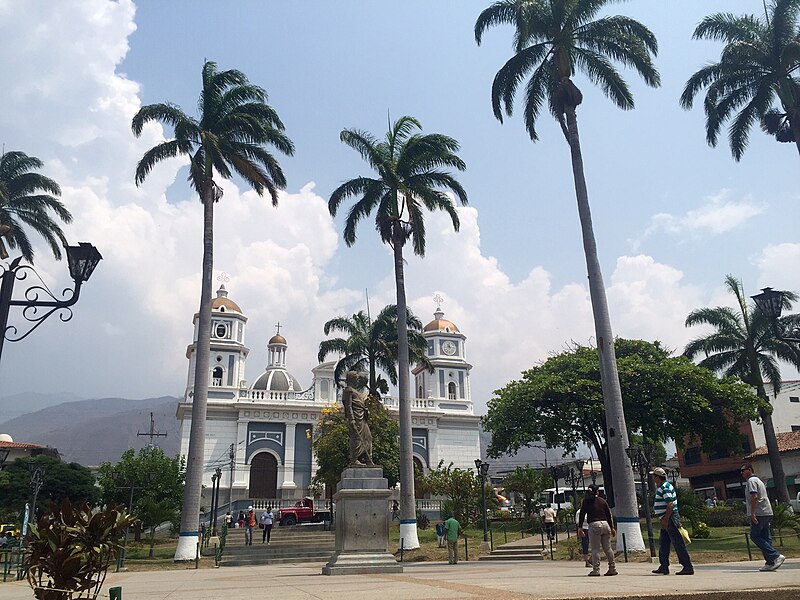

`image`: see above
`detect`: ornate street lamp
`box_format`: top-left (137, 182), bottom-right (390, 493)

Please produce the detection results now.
top-left (566, 460), bottom-right (585, 505)
top-left (751, 287), bottom-right (800, 343)
top-left (625, 445), bottom-right (656, 559)
top-left (474, 458), bottom-right (490, 543)
top-left (0, 243), bottom-right (102, 362)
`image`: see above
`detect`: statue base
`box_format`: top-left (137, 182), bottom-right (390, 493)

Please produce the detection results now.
top-left (322, 466), bottom-right (403, 575)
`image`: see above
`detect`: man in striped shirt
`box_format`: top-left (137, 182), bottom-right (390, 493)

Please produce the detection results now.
top-left (651, 467), bottom-right (694, 575)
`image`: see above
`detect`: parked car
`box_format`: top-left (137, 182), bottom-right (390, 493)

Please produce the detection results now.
top-left (276, 498), bottom-right (331, 526)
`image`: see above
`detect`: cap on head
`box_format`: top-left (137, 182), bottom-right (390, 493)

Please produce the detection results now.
top-left (248, 505), bottom-right (253, 510)
top-left (650, 467), bottom-right (667, 478)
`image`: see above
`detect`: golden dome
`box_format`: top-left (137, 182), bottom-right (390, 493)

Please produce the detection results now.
top-left (212, 285), bottom-right (242, 313)
top-left (424, 309), bottom-right (460, 333)
top-left (269, 334), bottom-right (287, 345)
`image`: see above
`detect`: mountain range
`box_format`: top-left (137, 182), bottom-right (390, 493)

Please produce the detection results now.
top-left (0, 393), bottom-right (181, 465)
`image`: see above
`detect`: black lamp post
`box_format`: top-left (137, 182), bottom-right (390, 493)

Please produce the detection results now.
top-left (626, 445), bottom-right (656, 559)
top-left (474, 458), bottom-right (490, 543)
top-left (0, 243), bottom-right (102, 363)
top-left (210, 468), bottom-right (223, 536)
top-left (566, 461), bottom-right (585, 506)
top-left (751, 287), bottom-right (800, 343)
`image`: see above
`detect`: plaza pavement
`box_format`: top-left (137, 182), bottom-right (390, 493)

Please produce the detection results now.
top-left (2, 558), bottom-right (797, 599)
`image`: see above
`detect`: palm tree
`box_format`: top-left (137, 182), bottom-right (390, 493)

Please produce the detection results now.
top-left (680, 0), bottom-right (800, 160)
top-left (318, 304), bottom-right (432, 400)
top-left (0, 151), bottom-right (72, 262)
top-left (684, 275), bottom-right (800, 504)
top-left (329, 115), bottom-right (468, 549)
top-left (131, 60), bottom-right (294, 561)
top-left (475, 0), bottom-right (659, 549)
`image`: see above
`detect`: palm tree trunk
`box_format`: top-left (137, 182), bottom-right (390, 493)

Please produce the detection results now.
top-left (746, 346), bottom-right (790, 503)
top-left (174, 184), bottom-right (215, 561)
top-left (563, 105), bottom-right (643, 551)
top-left (392, 222), bottom-right (419, 549)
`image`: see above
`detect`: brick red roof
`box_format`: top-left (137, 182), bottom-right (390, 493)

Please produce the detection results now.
top-left (0, 441), bottom-right (45, 449)
top-left (746, 431), bottom-right (800, 458)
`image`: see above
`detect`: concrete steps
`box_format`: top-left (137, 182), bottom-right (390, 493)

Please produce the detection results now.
top-left (220, 524), bottom-right (335, 566)
top-left (479, 540), bottom-right (545, 562)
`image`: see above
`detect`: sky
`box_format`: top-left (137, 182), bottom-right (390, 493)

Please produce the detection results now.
top-left (0, 1), bottom-right (798, 418)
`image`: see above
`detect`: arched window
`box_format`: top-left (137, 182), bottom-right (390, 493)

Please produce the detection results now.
top-left (448, 382), bottom-right (457, 400)
top-left (212, 366), bottom-right (223, 386)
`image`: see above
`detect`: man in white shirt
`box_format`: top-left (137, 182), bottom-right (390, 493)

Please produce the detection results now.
top-left (542, 506), bottom-right (556, 540)
top-left (741, 463), bottom-right (784, 571)
top-left (261, 505), bottom-right (274, 544)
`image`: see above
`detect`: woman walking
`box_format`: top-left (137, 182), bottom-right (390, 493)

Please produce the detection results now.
top-left (577, 484), bottom-right (617, 577)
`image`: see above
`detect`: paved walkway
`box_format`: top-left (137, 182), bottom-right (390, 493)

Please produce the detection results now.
top-left (3, 558), bottom-right (798, 599)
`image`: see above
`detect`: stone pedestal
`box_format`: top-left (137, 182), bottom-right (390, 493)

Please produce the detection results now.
top-left (322, 466), bottom-right (403, 575)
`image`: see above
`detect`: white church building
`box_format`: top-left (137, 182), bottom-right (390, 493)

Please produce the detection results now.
top-left (177, 286), bottom-right (482, 505)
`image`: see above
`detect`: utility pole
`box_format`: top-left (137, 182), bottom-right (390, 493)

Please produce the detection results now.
top-left (137, 412), bottom-right (167, 449)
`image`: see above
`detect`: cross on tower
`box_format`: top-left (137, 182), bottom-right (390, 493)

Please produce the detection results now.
top-left (433, 293), bottom-right (444, 311)
top-left (216, 272), bottom-right (230, 284)
top-left (275, 322), bottom-right (282, 336)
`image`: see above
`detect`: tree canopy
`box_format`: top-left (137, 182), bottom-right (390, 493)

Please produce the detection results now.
top-left (0, 455), bottom-right (98, 521)
top-left (483, 339), bottom-right (760, 502)
top-left (419, 461), bottom-right (496, 526)
top-left (502, 466), bottom-right (552, 517)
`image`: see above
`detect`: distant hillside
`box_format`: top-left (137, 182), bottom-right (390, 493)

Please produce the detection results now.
top-left (0, 391), bottom-right (84, 421)
top-left (0, 395), bottom-right (181, 465)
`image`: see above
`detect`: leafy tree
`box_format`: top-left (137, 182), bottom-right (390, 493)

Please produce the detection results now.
top-left (329, 115), bottom-right (468, 545)
top-left (421, 461), bottom-right (482, 526)
top-left (502, 466), bottom-right (552, 517)
top-left (483, 339), bottom-right (760, 504)
top-left (311, 398), bottom-right (400, 493)
top-left (0, 150), bottom-right (72, 262)
top-left (97, 447), bottom-right (185, 557)
top-left (318, 304), bottom-right (432, 399)
top-left (684, 275), bottom-right (800, 504)
top-left (474, 0), bottom-right (660, 524)
top-left (0, 455), bottom-right (98, 518)
top-left (681, 0), bottom-right (800, 159)
top-left (131, 60), bottom-right (294, 559)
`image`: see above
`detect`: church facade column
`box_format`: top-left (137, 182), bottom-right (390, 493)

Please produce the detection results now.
top-left (281, 422), bottom-right (297, 498)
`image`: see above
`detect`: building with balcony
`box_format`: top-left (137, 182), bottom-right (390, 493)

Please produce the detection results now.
top-left (177, 286), bottom-right (481, 505)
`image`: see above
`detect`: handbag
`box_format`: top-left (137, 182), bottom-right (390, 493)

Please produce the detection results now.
top-left (678, 526), bottom-right (691, 544)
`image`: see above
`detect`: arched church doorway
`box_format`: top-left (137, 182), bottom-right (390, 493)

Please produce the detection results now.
top-left (249, 453), bottom-right (278, 498)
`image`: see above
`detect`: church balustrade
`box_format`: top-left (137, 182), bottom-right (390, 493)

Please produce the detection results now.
top-left (379, 396), bottom-right (472, 414)
top-left (242, 388), bottom-right (317, 403)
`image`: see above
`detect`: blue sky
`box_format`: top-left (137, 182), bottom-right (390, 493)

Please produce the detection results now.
top-left (0, 1), bottom-right (798, 415)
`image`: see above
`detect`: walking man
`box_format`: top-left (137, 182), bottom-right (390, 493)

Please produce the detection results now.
top-left (542, 505), bottom-right (556, 541)
top-left (261, 505), bottom-right (274, 544)
top-left (444, 515), bottom-right (462, 564)
top-left (651, 467), bottom-right (693, 575)
top-left (244, 505), bottom-right (257, 546)
top-left (741, 463), bottom-right (785, 571)
top-left (577, 484), bottom-right (617, 577)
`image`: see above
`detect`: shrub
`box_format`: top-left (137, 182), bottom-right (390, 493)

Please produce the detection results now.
top-left (416, 510), bottom-right (430, 530)
top-left (562, 536), bottom-right (580, 560)
top-left (703, 506), bottom-right (747, 528)
top-left (26, 499), bottom-right (135, 600)
top-left (692, 522), bottom-right (710, 539)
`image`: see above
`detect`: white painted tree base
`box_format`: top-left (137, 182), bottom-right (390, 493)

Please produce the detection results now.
top-left (174, 534), bottom-right (200, 561)
top-left (616, 521), bottom-right (645, 552)
top-left (399, 522), bottom-right (420, 550)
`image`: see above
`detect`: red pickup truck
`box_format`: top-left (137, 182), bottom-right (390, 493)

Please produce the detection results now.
top-left (277, 498), bottom-right (332, 526)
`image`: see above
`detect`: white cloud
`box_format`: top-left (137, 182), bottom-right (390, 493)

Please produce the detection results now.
top-left (630, 189), bottom-right (765, 251)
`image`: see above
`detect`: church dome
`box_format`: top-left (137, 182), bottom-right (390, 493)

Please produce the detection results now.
top-left (423, 309), bottom-right (459, 333)
top-left (212, 285), bottom-right (242, 313)
top-left (0, 434), bottom-right (13, 443)
top-left (251, 369), bottom-right (302, 392)
top-left (269, 334), bottom-right (287, 345)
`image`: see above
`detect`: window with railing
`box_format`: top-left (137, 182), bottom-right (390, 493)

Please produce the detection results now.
top-left (212, 366), bottom-right (223, 387)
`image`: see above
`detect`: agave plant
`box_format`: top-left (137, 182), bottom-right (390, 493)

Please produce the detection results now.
top-left (26, 499), bottom-right (135, 600)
